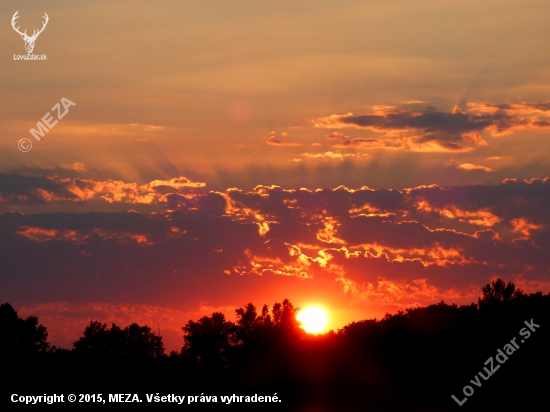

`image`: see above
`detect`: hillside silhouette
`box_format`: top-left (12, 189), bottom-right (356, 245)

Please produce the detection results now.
top-left (2, 279), bottom-right (549, 411)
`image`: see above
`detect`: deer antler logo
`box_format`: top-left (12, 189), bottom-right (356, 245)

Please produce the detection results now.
top-left (11, 11), bottom-right (49, 54)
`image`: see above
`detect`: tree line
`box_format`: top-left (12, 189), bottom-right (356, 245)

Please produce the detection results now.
top-left (2, 278), bottom-right (549, 410)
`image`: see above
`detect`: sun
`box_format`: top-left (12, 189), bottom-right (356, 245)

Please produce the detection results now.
top-left (296, 307), bottom-right (328, 334)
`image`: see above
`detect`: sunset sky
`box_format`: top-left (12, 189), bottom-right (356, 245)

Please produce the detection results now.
top-left (1, 1), bottom-right (550, 352)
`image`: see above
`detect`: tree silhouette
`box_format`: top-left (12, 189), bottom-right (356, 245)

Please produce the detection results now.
top-left (271, 299), bottom-right (302, 332)
top-left (73, 321), bottom-right (110, 357)
top-left (181, 299), bottom-right (304, 373)
top-left (125, 323), bottom-right (164, 360)
top-left (73, 321), bottom-right (163, 362)
top-left (478, 278), bottom-right (525, 306)
top-left (0, 303), bottom-right (48, 360)
top-left (234, 303), bottom-right (259, 344)
top-left (233, 302), bottom-right (281, 343)
top-left (181, 312), bottom-right (235, 369)
top-left (232, 299), bottom-right (303, 343)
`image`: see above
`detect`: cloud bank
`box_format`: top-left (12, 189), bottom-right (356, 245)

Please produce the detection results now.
top-left (1, 173), bottom-right (549, 350)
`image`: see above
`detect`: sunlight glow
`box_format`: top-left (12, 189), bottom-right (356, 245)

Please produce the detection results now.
top-left (297, 307), bottom-right (328, 334)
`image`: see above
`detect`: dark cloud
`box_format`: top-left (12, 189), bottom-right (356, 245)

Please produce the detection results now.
top-left (316, 101), bottom-right (550, 152)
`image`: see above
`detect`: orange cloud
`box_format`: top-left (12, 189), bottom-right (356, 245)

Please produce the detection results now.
top-left (302, 150), bottom-right (370, 160)
top-left (458, 163), bottom-right (495, 172)
top-left (314, 100), bottom-right (550, 152)
top-left (62, 162), bottom-right (86, 172)
top-left (337, 276), bottom-right (470, 308)
top-left (0, 176), bottom-right (205, 205)
top-left (510, 218), bottom-right (542, 236)
top-left (17, 226), bottom-right (79, 242)
top-left (17, 225), bottom-right (154, 245)
top-left (415, 200), bottom-right (501, 227)
top-left (265, 131), bottom-right (303, 146)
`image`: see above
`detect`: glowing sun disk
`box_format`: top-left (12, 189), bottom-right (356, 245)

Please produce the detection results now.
top-left (297, 307), bottom-right (328, 334)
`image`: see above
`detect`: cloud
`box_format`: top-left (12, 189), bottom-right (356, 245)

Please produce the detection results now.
top-left (2, 173), bottom-right (550, 350)
top-left (0, 174), bottom-right (205, 205)
top-left (62, 162), bottom-right (86, 172)
top-left (458, 163), bottom-right (495, 172)
top-left (315, 101), bottom-right (550, 152)
top-left (265, 131), bottom-right (303, 146)
top-left (510, 218), bottom-right (543, 236)
top-left (302, 151), bottom-right (370, 160)
top-left (130, 123), bottom-right (165, 131)
top-left (486, 156), bottom-right (510, 160)
top-left (325, 132), bottom-right (404, 150)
